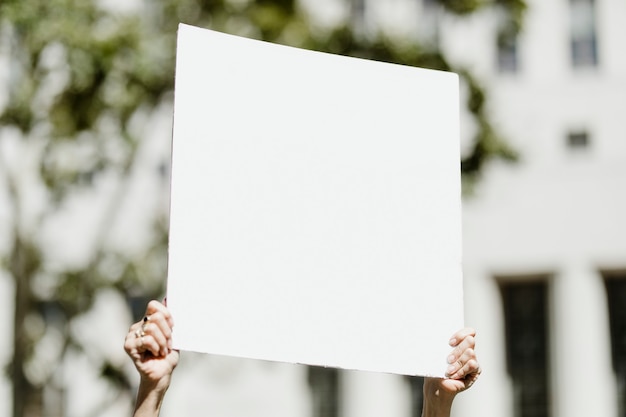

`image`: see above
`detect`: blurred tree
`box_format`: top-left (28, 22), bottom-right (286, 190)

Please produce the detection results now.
top-left (0, 0), bottom-right (524, 416)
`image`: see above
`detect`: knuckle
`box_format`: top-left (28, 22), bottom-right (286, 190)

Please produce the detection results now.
top-left (151, 311), bottom-right (164, 322)
top-left (162, 326), bottom-right (172, 338)
top-left (146, 299), bottom-right (161, 313)
top-left (151, 329), bottom-right (164, 342)
top-left (465, 335), bottom-right (475, 347)
top-left (144, 336), bottom-right (154, 349)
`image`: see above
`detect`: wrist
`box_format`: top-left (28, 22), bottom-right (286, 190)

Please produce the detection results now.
top-left (139, 374), bottom-right (172, 393)
top-left (133, 377), bottom-right (171, 417)
top-left (421, 378), bottom-right (455, 417)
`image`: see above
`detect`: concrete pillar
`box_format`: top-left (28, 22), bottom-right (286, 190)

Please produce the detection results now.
top-left (341, 370), bottom-right (410, 417)
top-left (551, 261), bottom-right (616, 417)
top-left (455, 266), bottom-right (514, 417)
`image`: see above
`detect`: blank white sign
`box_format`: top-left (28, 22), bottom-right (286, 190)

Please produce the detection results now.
top-left (166, 23), bottom-right (463, 377)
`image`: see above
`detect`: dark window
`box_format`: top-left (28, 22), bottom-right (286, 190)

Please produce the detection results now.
top-left (408, 376), bottom-right (425, 417)
top-left (351, 0), bottom-right (366, 31)
top-left (127, 294), bottom-right (154, 322)
top-left (352, 0), bottom-right (365, 15)
top-left (420, 0), bottom-right (441, 47)
top-left (603, 271), bottom-right (626, 416)
top-left (570, 0), bottom-right (598, 68)
top-left (308, 366), bottom-right (340, 417)
top-left (499, 279), bottom-right (551, 417)
top-left (567, 130), bottom-right (590, 149)
top-left (497, 33), bottom-right (519, 73)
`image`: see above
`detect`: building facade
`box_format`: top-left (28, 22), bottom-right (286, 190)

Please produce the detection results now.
top-left (165, 1), bottom-right (626, 417)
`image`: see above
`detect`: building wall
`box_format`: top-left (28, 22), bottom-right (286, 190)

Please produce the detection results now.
top-left (446, 1), bottom-right (626, 416)
top-left (305, 1), bottom-right (626, 417)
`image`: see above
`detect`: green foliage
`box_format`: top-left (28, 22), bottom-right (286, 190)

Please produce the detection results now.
top-left (439, 0), bottom-right (485, 15)
top-left (496, 0), bottom-right (527, 34)
top-left (0, 0), bottom-right (525, 415)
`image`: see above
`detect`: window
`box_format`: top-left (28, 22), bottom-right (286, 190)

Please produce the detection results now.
top-left (351, 0), bottom-right (366, 33)
top-left (127, 294), bottom-right (154, 322)
top-left (308, 366), bottom-right (340, 417)
top-left (603, 271), bottom-right (626, 416)
top-left (567, 130), bottom-right (590, 149)
top-left (497, 32), bottom-right (519, 73)
top-left (408, 376), bottom-right (425, 417)
top-left (499, 278), bottom-right (551, 417)
top-left (570, 0), bottom-right (598, 68)
top-left (421, 0), bottom-right (441, 47)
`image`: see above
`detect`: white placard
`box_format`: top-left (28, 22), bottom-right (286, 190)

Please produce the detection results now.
top-left (166, 23), bottom-right (463, 377)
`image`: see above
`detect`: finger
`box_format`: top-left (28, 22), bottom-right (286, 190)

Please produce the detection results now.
top-left (126, 317), bottom-right (168, 356)
top-left (125, 322), bottom-right (146, 351)
top-left (448, 327), bottom-right (476, 356)
top-left (142, 319), bottom-right (171, 356)
top-left (447, 336), bottom-right (475, 369)
top-left (464, 362), bottom-right (482, 389)
top-left (449, 357), bottom-right (481, 382)
top-left (446, 348), bottom-right (478, 378)
top-left (446, 329), bottom-right (477, 370)
top-left (145, 311), bottom-right (172, 338)
top-left (124, 328), bottom-right (137, 355)
top-left (127, 322), bottom-right (149, 341)
top-left (145, 300), bottom-right (174, 329)
top-left (149, 311), bottom-right (174, 350)
top-left (137, 334), bottom-right (161, 357)
top-left (448, 327), bottom-right (476, 347)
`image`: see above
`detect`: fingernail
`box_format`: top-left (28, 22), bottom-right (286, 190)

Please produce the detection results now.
top-left (449, 338), bottom-right (457, 346)
top-left (447, 364), bottom-right (456, 375)
top-left (447, 355), bottom-right (455, 364)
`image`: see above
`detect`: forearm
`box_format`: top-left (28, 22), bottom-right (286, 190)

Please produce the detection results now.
top-left (421, 378), bottom-right (455, 417)
top-left (132, 378), bottom-right (171, 417)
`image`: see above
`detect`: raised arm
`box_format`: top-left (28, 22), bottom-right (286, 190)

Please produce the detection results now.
top-left (421, 327), bottom-right (481, 417)
top-left (124, 300), bottom-right (179, 417)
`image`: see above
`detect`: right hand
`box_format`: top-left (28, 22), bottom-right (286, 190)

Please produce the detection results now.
top-left (124, 300), bottom-right (179, 389)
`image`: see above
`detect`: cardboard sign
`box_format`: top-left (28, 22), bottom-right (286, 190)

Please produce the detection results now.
top-left (166, 23), bottom-right (463, 377)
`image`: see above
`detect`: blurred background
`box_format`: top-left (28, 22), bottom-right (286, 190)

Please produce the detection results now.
top-left (0, 0), bottom-right (624, 416)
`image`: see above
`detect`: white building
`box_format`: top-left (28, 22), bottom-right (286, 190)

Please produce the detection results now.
top-left (165, 1), bottom-right (626, 417)
top-left (454, 1), bottom-right (626, 416)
